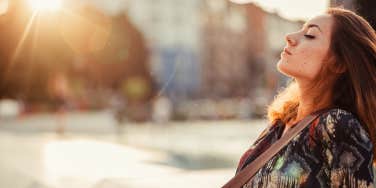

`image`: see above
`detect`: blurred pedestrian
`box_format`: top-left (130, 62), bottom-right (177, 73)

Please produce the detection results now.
top-left (225, 8), bottom-right (375, 187)
top-left (48, 73), bottom-right (71, 136)
top-left (152, 95), bottom-right (172, 124)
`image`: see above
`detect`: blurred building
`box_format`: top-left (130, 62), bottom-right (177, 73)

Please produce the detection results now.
top-left (200, 1), bottom-right (263, 98)
top-left (125, 0), bottom-right (202, 101)
top-left (200, 1), bottom-right (302, 99)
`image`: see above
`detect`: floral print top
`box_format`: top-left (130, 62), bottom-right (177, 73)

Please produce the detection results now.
top-left (236, 108), bottom-right (374, 188)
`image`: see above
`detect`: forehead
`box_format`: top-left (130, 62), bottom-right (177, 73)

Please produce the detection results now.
top-left (304, 14), bottom-right (333, 35)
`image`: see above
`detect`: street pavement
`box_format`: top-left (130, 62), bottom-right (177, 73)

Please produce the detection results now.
top-left (0, 111), bottom-right (267, 188)
top-left (4, 112), bottom-right (373, 188)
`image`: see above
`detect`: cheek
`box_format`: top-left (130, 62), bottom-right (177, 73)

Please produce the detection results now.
top-left (277, 46), bottom-right (327, 79)
top-left (300, 51), bottom-right (327, 79)
top-left (297, 44), bottom-right (324, 62)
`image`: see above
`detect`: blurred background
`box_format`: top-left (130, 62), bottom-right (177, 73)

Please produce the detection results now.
top-left (0, 0), bottom-right (375, 187)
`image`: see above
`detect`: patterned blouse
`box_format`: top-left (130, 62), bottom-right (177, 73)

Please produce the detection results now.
top-left (236, 108), bottom-right (374, 188)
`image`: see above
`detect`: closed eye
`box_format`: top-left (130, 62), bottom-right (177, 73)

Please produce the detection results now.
top-left (304, 34), bottom-right (315, 39)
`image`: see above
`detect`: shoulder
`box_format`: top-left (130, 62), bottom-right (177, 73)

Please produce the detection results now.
top-left (316, 108), bottom-right (362, 129)
top-left (315, 108), bottom-right (372, 147)
top-left (319, 108), bottom-right (359, 124)
top-left (316, 109), bottom-right (374, 185)
top-left (316, 108), bottom-right (362, 132)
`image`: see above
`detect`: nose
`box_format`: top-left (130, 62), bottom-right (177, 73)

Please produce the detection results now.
top-left (285, 33), bottom-right (297, 46)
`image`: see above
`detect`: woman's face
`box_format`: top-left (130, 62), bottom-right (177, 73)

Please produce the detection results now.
top-left (277, 14), bottom-right (334, 81)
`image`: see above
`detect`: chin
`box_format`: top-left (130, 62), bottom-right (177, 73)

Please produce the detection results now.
top-left (277, 59), bottom-right (294, 77)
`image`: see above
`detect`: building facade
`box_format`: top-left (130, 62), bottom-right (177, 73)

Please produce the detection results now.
top-left (125, 0), bottom-right (202, 101)
top-left (200, 1), bottom-right (264, 98)
top-left (200, 1), bottom-right (302, 99)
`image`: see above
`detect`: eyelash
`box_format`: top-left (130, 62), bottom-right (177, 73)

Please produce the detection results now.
top-left (304, 34), bottom-right (315, 39)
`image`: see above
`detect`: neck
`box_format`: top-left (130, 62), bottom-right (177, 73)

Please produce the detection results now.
top-left (294, 79), bottom-right (333, 123)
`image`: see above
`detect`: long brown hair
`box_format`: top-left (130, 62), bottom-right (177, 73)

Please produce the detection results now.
top-left (267, 8), bottom-right (376, 163)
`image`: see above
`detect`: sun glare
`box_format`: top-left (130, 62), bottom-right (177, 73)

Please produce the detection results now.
top-left (27, 0), bottom-right (62, 12)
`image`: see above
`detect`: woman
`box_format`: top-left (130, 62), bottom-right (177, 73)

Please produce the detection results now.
top-left (235, 8), bottom-right (375, 187)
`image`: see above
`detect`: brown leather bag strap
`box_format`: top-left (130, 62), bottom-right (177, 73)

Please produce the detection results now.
top-left (222, 111), bottom-right (325, 188)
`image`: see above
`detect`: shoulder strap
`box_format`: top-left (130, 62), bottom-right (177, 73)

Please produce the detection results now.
top-left (222, 110), bottom-right (325, 188)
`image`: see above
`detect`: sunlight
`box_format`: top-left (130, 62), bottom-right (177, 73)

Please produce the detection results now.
top-left (27, 0), bottom-right (62, 12)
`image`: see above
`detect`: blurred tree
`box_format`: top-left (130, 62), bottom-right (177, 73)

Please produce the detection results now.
top-left (67, 5), bottom-right (154, 100)
top-left (60, 4), bottom-right (154, 120)
top-left (0, 0), bottom-right (74, 102)
top-left (0, 1), bottom-right (154, 118)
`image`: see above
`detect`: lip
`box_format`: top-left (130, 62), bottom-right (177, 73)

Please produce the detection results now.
top-left (283, 48), bottom-right (292, 55)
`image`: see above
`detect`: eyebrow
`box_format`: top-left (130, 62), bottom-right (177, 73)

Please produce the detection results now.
top-left (305, 24), bottom-right (322, 32)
